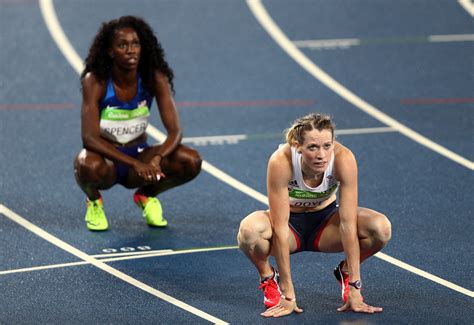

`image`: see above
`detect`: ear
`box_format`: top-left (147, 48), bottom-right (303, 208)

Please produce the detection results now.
top-left (294, 142), bottom-right (302, 154)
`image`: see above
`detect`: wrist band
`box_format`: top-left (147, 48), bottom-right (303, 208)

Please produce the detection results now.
top-left (281, 295), bottom-right (296, 302)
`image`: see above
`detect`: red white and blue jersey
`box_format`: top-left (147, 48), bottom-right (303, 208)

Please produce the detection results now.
top-left (99, 75), bottom-right (153, 144)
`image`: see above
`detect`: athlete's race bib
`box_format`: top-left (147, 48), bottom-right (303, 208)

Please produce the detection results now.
top-left (100, 106), bottom-right (150, 144)
top-left (288, 180), bottom-right (339, 208)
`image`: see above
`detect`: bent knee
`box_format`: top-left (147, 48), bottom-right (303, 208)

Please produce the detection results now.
top-left (372, 214), bottom-right (392, 244)
top-left (177, 147), bottom-right (202, 180)
top-left (237, 211), bottom-right (268, 246)
top-left (187, 149), bottom-right (202, 178)
top-left (74, 151), bottom-right (112, 182)
top-left (237, 220), bottom-right (258, 247)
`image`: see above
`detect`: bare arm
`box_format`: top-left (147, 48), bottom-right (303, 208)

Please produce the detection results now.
top-left (335, 144), bottom-right (383, 313)
top-left (267, 146), bottom-right (294, 299)
top-left (80, 72), bottom-right (142, 167)
top-left (335, 145), bottom-right (360, 282)
top-left (151, 71), bottom-right (182, 158)
top-left (262, 145), bottom-right (303, 317)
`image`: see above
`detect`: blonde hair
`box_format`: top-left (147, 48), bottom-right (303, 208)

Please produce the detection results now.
top-left (285, 113), bottom-right (335, 145)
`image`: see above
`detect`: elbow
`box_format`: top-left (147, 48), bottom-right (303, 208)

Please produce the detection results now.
top-left (175, 128), bottom-right (183, 139)
top-left (81, 134), bottom-right (97, 150)
top-left (168, 128), bottom-right (182, 143)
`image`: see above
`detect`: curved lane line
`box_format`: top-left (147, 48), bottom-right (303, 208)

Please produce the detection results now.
top-left (458, 0), bottom-right (474, 16)
top-left (246, 0), bottom-right (473, 171)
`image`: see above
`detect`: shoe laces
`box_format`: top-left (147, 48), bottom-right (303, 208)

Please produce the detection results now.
top-left (340, 267), bottom-right (349, 284)
top-left (259, 277), bottom-right (280, 297)
top-left (143, 197), bottom-right (159, 211)
top-left (88, 200), bottom-right (103, 213)
top-left (86, 200), bottom-right (105, 224)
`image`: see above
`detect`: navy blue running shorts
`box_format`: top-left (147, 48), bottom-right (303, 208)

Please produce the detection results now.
top-left (289, 201), bottom-right (338, 253)
top-left (115, 142), bottom-right (149, 185)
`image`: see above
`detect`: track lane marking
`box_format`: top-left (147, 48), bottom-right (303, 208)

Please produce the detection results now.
top-left (458, 0), bottom-right (474, 16)
top-left (181, 127), bottom-right (397, 146)
top-left (375, 252), bottom-right (473, 297)
top-left (0, 246), bottom-right (237, 275)
top-left (247, 0), bottom-right (473, 171)
top-left (294, 34), bottom-right (474, 50)
top-left (0, 205), bottom-right (228, 324)
top-left (3, 234), bottom-right (473, 299)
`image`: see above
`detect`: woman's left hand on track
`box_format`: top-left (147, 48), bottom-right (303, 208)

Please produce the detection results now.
top-left (337, 291), bottom-right (383, 313)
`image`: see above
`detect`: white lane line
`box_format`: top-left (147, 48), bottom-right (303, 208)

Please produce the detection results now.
top-left (335, 126), bottom-right (396, 135)
top-left (429, 34), bottom-right (474, 42)
top-left (0, 260), bottom-right (90, 275)
top-left (376, 252), bottom-right (474, 298)
top-left (0, 205), bottom-right (228, 324)
top-left (0, 246), bottom-right (238, 276)
top-left (246, 0), bottom-right (474, 298)
top-left (183, 134), bottom-right (247, 146)
top-left (293, 38), bottom-right (360, 50)
top-left (93, 249), bottom-right (173, 259)
top-left (458, 0), bottom-right (474, 16)
top-left (181, 127), bottom-right (397, 146)
top-left (247, 0), bottom-right (473, 171)
top-left (39, 0), bottom-right (83, 74)
top-left (294, 34), bottom-right (474, 50)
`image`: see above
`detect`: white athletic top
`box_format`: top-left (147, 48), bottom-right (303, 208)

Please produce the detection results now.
top-left (288, 146), bottom-right (339, 208)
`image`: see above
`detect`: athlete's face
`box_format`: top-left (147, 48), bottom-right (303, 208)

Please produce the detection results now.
top-left (297, 129), bottom-right (334, 174)
top-left (109, 27), bottom-right (141, 70)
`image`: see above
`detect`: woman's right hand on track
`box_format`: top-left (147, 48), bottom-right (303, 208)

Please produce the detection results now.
top-left (260, 296), bottom-right (303, 318)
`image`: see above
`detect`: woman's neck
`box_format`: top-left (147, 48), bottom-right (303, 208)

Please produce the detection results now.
top-left (111, 66), bottom-right (137, 87)
top-left (301, 160), bottom-right (323, 181)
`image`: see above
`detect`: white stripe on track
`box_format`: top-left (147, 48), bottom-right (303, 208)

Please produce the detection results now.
top-left (376, 252), bottom-right (474, 297)
top-left (294, 34), bottom-right (474, 50)
top-left (458, 0), bottom-right (474, 16)
top-left (39, 0), bottom-right (83, 74)
top-left (247, 0), bottom-right (473, 171)
top-left (429, 34), bottom-right (474, 42)
top-left (246, 0), bottom-right (474, 298)
top-left (0, 246), bottom-right (238, 276)
top-left (0, 205), bottom-right (228, 324)
top-left (293, 38), bottom-right (360, 49)
top-left (180, 127), bottom-right (397, 146)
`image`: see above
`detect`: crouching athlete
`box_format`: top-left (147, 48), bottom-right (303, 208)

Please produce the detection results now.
top-left (74, 16), bottom-right (201, 231)
top-left (237, 113), bottom-right (391, 317)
